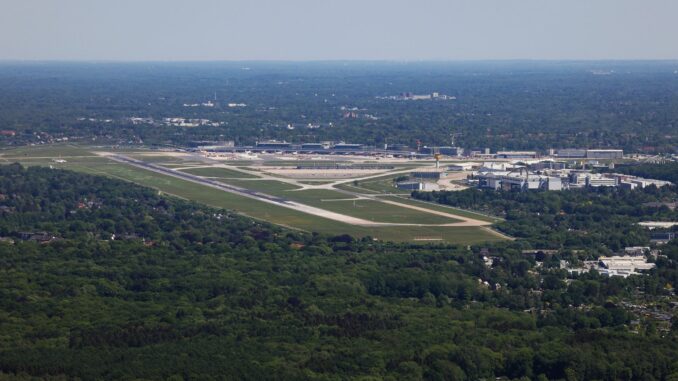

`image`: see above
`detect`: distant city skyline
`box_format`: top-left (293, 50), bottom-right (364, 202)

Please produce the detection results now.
top-left (2, 0), bottom-right (678, 61)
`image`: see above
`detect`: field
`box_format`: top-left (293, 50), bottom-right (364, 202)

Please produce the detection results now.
top-left (336, 173), bottom-right (411, 194)
top-left (379, 196), bottom-right (501, 223)
top-left (0, 144), bottom-right (508, 244)
top-left (178, 167), bottom-right (257, 178)
top-left (220, 179), bottom-right (303, 193)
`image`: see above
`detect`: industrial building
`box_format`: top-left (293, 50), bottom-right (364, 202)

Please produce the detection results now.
top-left (473, 166), bottom-right (671, 192)
top-left (496, 151), bottom-right (538, 159)
top-left (563, 255), bottom-right (656, 278)
top-left (255, 140), bottom-right (292, 149)
top-left (597, 256), bottom-right (656, 277)
top-left (585, 174), bottom-right (617, 187)
top-left (528, 160), bottom-right (567, 171)
top-left (638, 221), bottom-right (678, 230)
top-left (586, 149), bottom-right (624, 159)
top-left (296, 164), bottom-right (394, 170)
top-left (385, 143), bottom-right (411, 151)
top-left (251, 141), bottom-right (371, 153)
top-left (651, 232), bottom-right (676, 244)
top-left (395, 181), bottom-right (439, 191)
top-left (410, 169), bottom-right (448, 180)
top-left (301, 143), bottom-right (330, 150)
top-left (333, 143), bottom-right (364, 150)
top-left (568, 172), bottom-right (617, 188)
top-left (448, 162), bottom-right (477, 171)
top-left (556, 149), bottom-right (587, 158)
top-left (395, 181), bottom-right (424, 190)
top-left (476, 172), bottom-right (562, 191)
top-left (556, 148), bottom-right (624, 159)
top-left (190, 140), bottom-right (235, 149)
top-left (624, 247), bottom-right (650, 256)
top-left (478, 162), bottom-right (520, 172)
top-left (420, 146), bottom-right (464, 157)
top-left (614, 175), bottom-right (672, 190)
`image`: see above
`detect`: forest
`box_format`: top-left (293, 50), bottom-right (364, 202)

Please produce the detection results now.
top-left (412, 185), bottom-right (678, 253)
top-left (608, 162), bottom-right (678, 184)
top-left (1, 61), bottom-right (678, 153)
top-left (1, 163), bottom-right (678, 380)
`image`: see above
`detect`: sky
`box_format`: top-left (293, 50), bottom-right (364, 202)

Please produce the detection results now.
top-left (1, 0), bottom-right (678, 61)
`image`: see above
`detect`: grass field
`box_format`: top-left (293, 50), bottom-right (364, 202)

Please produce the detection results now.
top-left (337, 175), bottom-right (412, 194)
top-left (344, 173), bottom-right (411, 193)
top-left (300, 199), bottom-right (459, 224)
top-left (379, 196), bottom-right (502, 223)
top-left (359, 225), bottom-right (502, 244)
top-left (216, 180), bottom-right (459, 224)
top-left (285, 189), bottom-right (357, 203)
top-left (0, 144), bottom-right (95, 158)
top-left (156, 163), bottom-right (199, 168)
top-left (178, 167), bottom-right (257, 178)
top-left (218, 179), bottom-right (302, 193)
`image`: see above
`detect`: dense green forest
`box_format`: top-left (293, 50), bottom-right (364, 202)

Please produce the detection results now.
top-left (609, 162), bottom-right (678, 184)
top-left (1, 61), bottom-right (678, 152)
top-left (412, 185), bottom-right (678, 252)
top-left (1, 164), bottom-right (678, 380)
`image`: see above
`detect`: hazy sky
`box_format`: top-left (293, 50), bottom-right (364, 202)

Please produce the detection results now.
top-left (2, 0), bottom-right (678, 61)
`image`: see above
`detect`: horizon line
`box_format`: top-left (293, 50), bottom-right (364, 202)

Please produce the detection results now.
top-left (1, 58), bottom-right (678, 64)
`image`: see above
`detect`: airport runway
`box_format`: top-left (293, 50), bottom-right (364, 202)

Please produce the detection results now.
top-left (102, 153), bottom-right (499, 230)
top-left (104, 154), bottom-right (413, 227)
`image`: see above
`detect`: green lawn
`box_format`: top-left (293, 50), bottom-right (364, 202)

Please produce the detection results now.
top-left (217, 179), bottom-right (302, 193)
top-left (1, 156), bottom-right (113, 166)
top-left (156, 163), bottom-right (198, 168)
top-left (217, 180), bottom-right (459, 224)
top-left (336, 178), bottom-right (410, 194)
top-left (356, 225), bottom-right (503, 244)
top-left (0, 144), bottom-right (95, 158)
top-left (303, 198), bottom-right (459, 224)
top-left (340, 173), bottom-right (412, 193)
top-left (380, 196), bottom-right (502, 223)
top-left (286, 189), bottom-right (356, 203)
